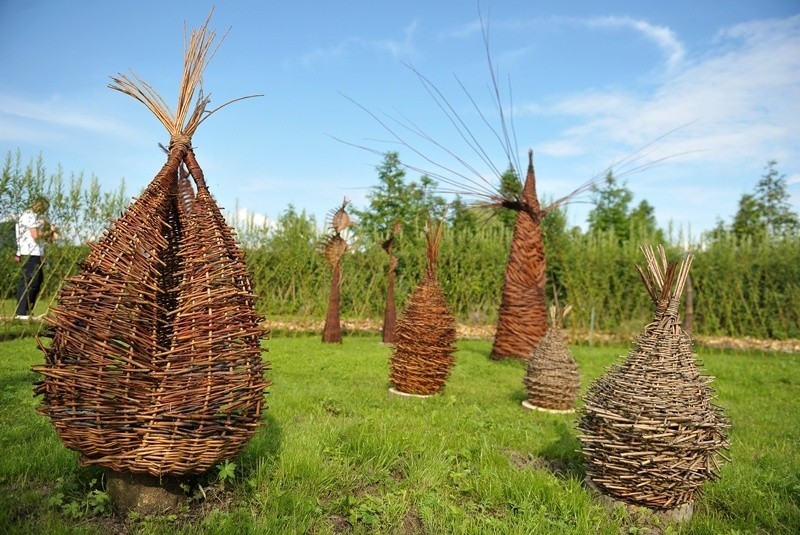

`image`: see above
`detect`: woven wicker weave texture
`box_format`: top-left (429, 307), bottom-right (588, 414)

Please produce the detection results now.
top-left (523, 305), bottom-right (580, 411)
top-left (578, 245), bottom-right (729, 509)
top-left (390, 220), bottom-right (457, 395)
top-left (34, 148), bottom-right (268, 476)
top-left (321, 199), bottom-right (352, 343)
top-left (491, 151), bottom-right (548, 360)
top-left (32, 17), bottom-right (268, 477)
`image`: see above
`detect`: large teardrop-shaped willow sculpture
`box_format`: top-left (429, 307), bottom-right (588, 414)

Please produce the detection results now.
top-left (32, 17), bottom-right (269, 477)
top-left (578, 245), bottom-right (729, 510)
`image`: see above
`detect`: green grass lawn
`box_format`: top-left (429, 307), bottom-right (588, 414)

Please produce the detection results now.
top-left (1, 334), bottom-right (798, 534)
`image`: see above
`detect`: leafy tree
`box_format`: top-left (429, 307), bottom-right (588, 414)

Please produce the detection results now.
top-left (352, 152), bottom-right (446, 242)
top-left (731, 193), bottom-right (763, 239)
top-left (1, 150), bottom-right (128, 244)
top-left (541, 202), bottom-right (571, 305)
top-left (448, 195), bottom-right (479, 234)
top-left (629, 199), bottom-right (664, 242)
top-left (732, 160), bottom-right (799, 239)
top-left (268, 204), bottom-right (318, 250)
top-left (496, 164), bottom-right (522, 230)
top-left (587, 171), bottom-right (662, 242)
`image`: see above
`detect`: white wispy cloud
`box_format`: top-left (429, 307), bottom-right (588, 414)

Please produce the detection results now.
top-left (584, 16), bottom-right (686, 71)
top-left (0, 93), bottom-right (130, 136)
top-left (233, 207), bottom-right (273, 229)
top-left (532, 15), bottom-right (800, 166)
top-left (300, 20), bottom-right (418, 67)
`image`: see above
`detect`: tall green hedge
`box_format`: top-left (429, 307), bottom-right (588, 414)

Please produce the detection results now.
top-left (241, 222), bottom-right (799, 340)
top-left (3, 221), bottom-right (798, 341)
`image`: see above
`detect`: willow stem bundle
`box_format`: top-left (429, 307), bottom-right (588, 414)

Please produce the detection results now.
top-left (321, 198), bottom-right (352, 343)
top-left (381, 221), bottom-right (401, 344)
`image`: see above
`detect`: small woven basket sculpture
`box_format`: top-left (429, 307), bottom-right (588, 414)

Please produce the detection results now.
top-left (389, 219), bottom-right (456, 395)
top-left (578, 245), bottom-right (729, 510)
top-left (33, 17), bottom-right (268, 477)
top-left (321, 198), bottom-right (353, 343)
top-left (523, 305), bottom-right (580, 412)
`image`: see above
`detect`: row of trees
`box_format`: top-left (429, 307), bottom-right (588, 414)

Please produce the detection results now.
top-left (354, 152), bottom-right (798, 246)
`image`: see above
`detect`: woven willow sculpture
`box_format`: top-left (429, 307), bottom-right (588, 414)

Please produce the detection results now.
top-left (523, 305), bottom-right (580, 413)
top-left (33, 18), bottom-right (268, 477)
top-left (321, 198), bottom-right (353, 343)
top-left (578, 245), bottom-right (729, 509)
top-left (381, 221), bottom-right (401, 344)
top-left (490, 151), bottom-right (548, 360)
top-left (389, 220), bottom-right (456, 396)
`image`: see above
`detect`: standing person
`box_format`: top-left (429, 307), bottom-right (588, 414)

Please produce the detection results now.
top-left (15, 196), bottom-right (56, 320)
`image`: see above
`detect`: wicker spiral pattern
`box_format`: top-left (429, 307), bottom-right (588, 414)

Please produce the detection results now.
top-left (523, 305), bottom-right (580, 411)
top-left (578, 245), bottom-right (729, 509)
top-left (390, 220), bottom-right (456, 395)
top-left (32, 18), bottom-right (268, 477)
top-left (491, 151), bottom-right (548, 360)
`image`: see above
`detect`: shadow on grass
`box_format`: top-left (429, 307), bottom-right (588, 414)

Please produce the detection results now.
top-left (0, 369), bottom-right (40, 401)
top-left (238, 412), bottom-right (283, 476)
top-left (0, 319), bottom-right (44, 341)
top-left (508, 387), bottom-right (527, 405)
top-left (506, 420), bottom-right (586, 482)
top-left (538, 421), bottom-right (585, 481)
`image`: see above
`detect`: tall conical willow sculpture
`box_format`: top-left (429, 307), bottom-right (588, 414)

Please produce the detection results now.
top-left (490, 150), bottom-right (548, 361)
top-left (578, 245), bottom-right (729, 510)
top-left (389, 219), bottom-right (456, 396)
top-left (32, 16), bottom-right (268, 477)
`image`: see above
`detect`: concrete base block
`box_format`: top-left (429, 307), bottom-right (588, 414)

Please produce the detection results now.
top-left (389, 387), bottom-right (434, 398)
top-left (521, 400), bottom-right (575, 414)
top-left (585, 477), bottom-right (694, 524)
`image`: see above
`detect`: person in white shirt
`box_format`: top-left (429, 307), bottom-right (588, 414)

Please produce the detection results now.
top-left (15, 196), bottom-right (57, 319)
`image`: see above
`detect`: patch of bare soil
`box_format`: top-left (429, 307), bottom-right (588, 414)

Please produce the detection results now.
top-left (504, 449), bottom-right (572, 479)
top-left (329, 513), bottom-right (353, 533)
top-left (401, 507), bottom-right (424, 534)
top-left (265, 319), bottom-right (800, 353)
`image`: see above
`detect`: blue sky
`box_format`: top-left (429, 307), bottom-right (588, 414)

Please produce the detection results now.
top-left (1, 1), bottom-right (798, 238)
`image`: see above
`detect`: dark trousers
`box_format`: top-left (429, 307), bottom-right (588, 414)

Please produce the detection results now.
top-left (16, 255), bottom-right (44, 316)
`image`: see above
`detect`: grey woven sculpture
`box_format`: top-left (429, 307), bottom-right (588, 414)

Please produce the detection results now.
top-left (578, 245), bottom-right (729, 510)
top-left (522, 305), bottom-right (580, 413)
